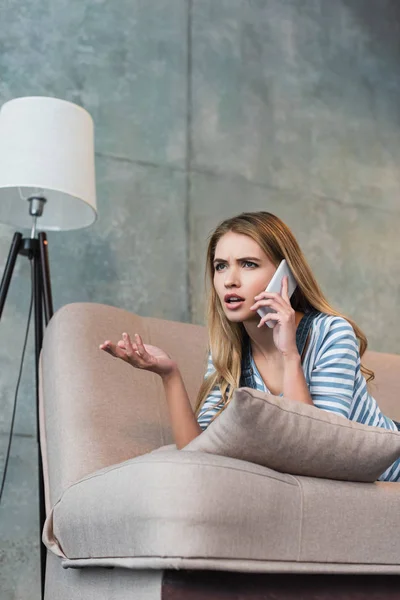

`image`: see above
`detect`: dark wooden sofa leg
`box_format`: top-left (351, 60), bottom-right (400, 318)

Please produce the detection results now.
top-left (162, 571), bottom-right (400, 600)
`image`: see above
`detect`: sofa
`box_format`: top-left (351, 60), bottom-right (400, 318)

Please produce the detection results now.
top-left (39, 302), bottom-right (400, 599)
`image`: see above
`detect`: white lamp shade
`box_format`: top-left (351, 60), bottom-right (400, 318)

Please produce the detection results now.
top-left (0, 96), bottom-right (97, 231)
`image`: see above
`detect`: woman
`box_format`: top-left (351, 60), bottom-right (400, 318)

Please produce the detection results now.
top-left (100, 211), bottom-right (400, 481)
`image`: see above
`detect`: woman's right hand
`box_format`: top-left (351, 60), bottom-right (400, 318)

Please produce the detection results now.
top-left (99, 332), bottom-right (177, 379)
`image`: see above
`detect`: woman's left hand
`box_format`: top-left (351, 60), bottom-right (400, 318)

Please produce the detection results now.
top-left (250, 276), bottom-right (299, 358)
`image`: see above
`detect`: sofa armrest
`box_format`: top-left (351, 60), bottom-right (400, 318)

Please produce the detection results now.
top-left (39, 302), bottom-right (207, 511)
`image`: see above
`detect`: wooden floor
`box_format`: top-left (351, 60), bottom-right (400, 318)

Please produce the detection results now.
top-left (162, 570), bottom-right (400, 599)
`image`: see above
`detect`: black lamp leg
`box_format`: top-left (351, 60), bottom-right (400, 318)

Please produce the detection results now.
top-left (36, 233), bottom-right (53, 598)
top-left (0, 232), bottom-right (22, 319)
top-left (32, 244), bottom-right (47, 599)
top-left (0, 232), bottom-right (53, 600)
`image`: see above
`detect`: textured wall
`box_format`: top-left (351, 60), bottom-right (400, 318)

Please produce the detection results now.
top-left (1, 1), bottom-right (400, 598)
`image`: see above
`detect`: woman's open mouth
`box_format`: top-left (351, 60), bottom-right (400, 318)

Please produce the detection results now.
top-left (224, 294), bottom-right (245, 311)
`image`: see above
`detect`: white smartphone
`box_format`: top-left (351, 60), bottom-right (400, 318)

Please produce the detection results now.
top-left (257, 259), bottom-right (297, 328)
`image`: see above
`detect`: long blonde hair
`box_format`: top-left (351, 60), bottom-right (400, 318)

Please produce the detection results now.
top-left (195, 211), bottom-right (374, 416)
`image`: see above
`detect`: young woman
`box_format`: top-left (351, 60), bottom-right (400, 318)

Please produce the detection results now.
top-left (100, 211), bottom-right (400, 481)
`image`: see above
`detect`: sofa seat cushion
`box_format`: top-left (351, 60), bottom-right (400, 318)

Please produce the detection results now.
top-left (43, 449), bottom-right (400, 572)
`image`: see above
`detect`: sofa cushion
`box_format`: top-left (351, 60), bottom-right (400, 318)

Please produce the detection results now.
top-left (183, 387), bottom-right (400, 482)
top-left (42, 449), bottom-right (400, 573)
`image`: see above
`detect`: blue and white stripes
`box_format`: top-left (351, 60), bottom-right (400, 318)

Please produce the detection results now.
top-left (197, 313), bottom-right (400, 482)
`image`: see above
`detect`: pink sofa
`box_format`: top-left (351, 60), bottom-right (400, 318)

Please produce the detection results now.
top-left (39, 302), bottom-right (400, 599)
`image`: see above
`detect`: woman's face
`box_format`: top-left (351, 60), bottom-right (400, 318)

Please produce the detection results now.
top-left (213, 231), bottom-right (277, 324)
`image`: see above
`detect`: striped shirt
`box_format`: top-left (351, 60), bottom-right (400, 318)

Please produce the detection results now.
top-left (197, 313), bottom-right (400, 482)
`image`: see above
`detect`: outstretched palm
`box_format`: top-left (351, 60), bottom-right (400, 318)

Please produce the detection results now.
top-left (100, 332), bottom-right (176, 377)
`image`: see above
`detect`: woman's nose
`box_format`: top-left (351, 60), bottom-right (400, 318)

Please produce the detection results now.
top-left (224, 269), bottom-right (240, 288)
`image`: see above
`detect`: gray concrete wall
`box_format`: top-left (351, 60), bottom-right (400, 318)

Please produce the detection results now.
top-left (0, 1), bottom-right (400, 598)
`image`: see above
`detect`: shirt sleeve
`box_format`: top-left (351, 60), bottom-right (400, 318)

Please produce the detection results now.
top-left (309, 318), bottom-right (359, 419)
top-left (197, 352), bottom-right (224, 430)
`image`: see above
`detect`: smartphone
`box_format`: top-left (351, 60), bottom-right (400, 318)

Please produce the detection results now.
top-left (257, 259), bottom-right (297, 328)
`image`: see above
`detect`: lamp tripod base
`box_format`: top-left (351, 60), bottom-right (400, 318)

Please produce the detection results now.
top-left (0, 231), bottom-right (53, 600)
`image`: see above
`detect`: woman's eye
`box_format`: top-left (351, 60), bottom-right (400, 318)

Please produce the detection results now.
top-left (214, 261), bottom-right (257, 271)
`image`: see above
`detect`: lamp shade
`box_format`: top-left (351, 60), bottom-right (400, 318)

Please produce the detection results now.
top-left (0, 96), bottom-right (97, 231)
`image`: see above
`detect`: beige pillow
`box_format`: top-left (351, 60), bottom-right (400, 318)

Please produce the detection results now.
top-left (183, 387), bottom-right (400, 482)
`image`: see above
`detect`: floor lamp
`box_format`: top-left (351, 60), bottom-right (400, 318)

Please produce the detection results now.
top-left (0, 96), bottom-right (97, 599)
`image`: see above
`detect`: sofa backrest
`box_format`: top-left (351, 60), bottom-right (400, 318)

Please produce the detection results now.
top-left (39, 302), bottom-right (208, 511)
